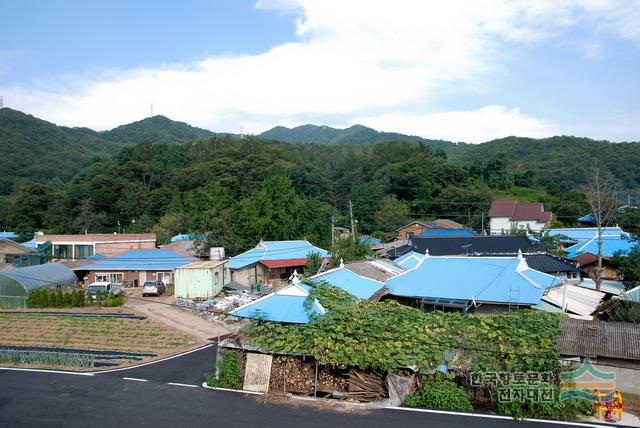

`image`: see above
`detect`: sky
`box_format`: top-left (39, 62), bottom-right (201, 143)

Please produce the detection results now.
top-left (1, 0), bottom-right (639, 143)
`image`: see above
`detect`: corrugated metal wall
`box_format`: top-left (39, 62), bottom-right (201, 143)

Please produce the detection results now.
top-left (174, 267), bottom-right (223, 299)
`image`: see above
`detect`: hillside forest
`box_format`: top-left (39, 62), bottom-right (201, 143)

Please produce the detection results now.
top-left (1, 108), bottom-right (640, 255)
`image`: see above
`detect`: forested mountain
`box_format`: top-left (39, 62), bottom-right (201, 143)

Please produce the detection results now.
top-left (0, 108), bottom-right (119, 194)
top-left (260, 123), bottom-right (455, 149)
top-left (2, 108), bottom-right (640, 255)
top-left (450, 136), bottom-right (640, 193)
top-left (99, 115), bottom-right (215, 145)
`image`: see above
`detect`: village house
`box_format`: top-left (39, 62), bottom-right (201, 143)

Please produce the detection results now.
top-left (0, 238), bottom-right (36, 267)
top-left (564, 234), bottom-right (634, 285)
top-left (396, 219), bottom-right (466, 239)
top-left (73, 248), bottom-right (196, 287)
top-left (36, 233), bottom-right (157, 261)
top-left (387, 234), bottom-right (534, 258)
top-left (228, 240), bottom-right (331, 288)
top-left (488, 200), bottom-right (552, 234)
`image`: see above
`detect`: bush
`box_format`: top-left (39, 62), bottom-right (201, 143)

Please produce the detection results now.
top-left (495, 384), bottom-right (594, 421)
top-left (404, 377), bottom-right (473, 411)
top-left (205, 351), bottom-right (242, 389)
top-left (105, 296), bottom-right (123, 307)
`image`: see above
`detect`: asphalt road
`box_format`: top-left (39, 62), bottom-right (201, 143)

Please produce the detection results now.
top-left (0, 367), bottom-right (603, 428)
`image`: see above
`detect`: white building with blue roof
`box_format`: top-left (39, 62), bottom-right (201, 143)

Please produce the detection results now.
top-left (228, 240), bottom-right (331, 288)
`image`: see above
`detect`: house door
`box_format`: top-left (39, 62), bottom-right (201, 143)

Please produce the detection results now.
top-left (139, 271), bottom-right (147, 285)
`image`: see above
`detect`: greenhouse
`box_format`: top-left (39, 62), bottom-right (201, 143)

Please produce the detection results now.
top-left (0, 263), bottom-right (77, 308)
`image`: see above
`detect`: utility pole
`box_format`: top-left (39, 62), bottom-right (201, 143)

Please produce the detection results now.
top-left (481, 211), bottom-right (485, 235)
top-left (349, 200), bottom-right (355, 241)
top-left (331, 216), bottom-right (335, 246)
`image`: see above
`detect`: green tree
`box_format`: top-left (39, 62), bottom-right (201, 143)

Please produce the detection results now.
top-left (373, 195), bottom-right (410, 233)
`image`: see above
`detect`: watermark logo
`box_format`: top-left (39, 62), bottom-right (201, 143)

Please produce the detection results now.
top-left (471, 371), bottom-right (554, 403)
top-left (559, 358), bottom-right (615, 401)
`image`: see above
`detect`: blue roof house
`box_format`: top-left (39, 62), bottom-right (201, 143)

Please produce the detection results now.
top-left (564, 235), bottom-right (636, 259)
top-left (545, 226), bottom-right (628, 244)
top-left (311, 263), bottom-right (386, 300)
top-left (74, 249), bottom-right (197, 286)
top-left (384, 252), bottom-right (561, 313)
top-left (230, 276), bottom-right (325, 324)
top-left (228, 240), bottom-right (331, 288)
top-left (394, 251), bottom-right (426, 270)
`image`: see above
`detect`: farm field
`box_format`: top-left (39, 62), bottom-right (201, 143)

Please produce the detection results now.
top-left (0, 308), bottom-right (198, 370)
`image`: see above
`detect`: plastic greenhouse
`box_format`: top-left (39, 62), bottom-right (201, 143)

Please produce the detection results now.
top-left (0, 263), bottom-right (77, 308)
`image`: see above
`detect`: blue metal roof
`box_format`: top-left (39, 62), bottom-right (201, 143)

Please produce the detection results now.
top-left (420, 229), bottom-right (476, 237)
top-left (74, 249), bottom-right (197, 271)
top-left (545, 227), bottom-right (627, 242)
top-left (312, 267), bottom-right (384, 300)
top-left (230, 284), bottom-right (325, 323)
top-left (21, 238), bottom-right (38, 249)
top-left (564, 236), bottom-right (635, 259)
top-left (228, 240), bottom-right (331, 270)
top-left (0, 231), bottom-right (18, 239)
top-left (394, 251), bottom-right (425, 270)
top-left (385, 257), bottom-right (561, 305)
top-left (359, 235), bottom-right (382, 245)
top-left (86, 253), bottom-right (107, 261)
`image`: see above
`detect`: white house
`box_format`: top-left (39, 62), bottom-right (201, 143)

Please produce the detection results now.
top-left (488, 200), bottom-right (552, 235)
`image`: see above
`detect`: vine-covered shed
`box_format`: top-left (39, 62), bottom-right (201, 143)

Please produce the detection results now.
top-left (0, 263), bottom-right (77, 307)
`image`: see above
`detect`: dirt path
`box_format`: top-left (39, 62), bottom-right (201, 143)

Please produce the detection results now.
top-left (123, 289), bottom-right (235, 344)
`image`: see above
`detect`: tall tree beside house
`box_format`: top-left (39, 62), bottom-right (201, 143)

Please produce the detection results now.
top-left (304, 251), bottom-right (322, 276)
top-left (71, 199), bottom-right (107, 233)
top-left (373, 194), bottom-right (411, 233)
top-left (583, 164), bottom-right (619, 292)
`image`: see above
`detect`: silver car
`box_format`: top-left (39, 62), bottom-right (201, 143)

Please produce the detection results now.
top-left (142, 280), bottom-right (166, 297)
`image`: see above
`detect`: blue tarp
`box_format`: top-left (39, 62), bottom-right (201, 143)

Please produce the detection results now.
top-left (74, 249), bottom-right (197, 271)
top-left (229, 240), bottom-right (331, 270)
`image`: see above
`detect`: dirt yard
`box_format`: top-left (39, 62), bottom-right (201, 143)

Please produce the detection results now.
top-left (122, 288), bottom-right (236, 342)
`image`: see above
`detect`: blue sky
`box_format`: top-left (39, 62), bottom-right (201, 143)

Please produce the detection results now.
top-left (1, 0), bottom-right (639, 143)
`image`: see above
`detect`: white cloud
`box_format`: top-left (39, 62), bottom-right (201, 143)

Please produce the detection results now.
top-left (1, 0), bottom-right (638, 141)
top-left (354, 106), bottom-right (558, 144)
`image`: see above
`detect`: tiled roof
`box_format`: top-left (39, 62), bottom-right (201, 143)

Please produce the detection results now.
top-left (557, 319), bottom-right (640, 360)
top-left (409, 235), bottom-right (533, 256)
top-left (73, 249), bottom-right (197, 271)
top-left (228, 240), bottom-right (331, 270)
top-left (546, 227), bottom-right (627, 243)
top-left (230, 283), bottom-right (325, 323)
top-left (564, 236), bottom-right (635, 259)
top-left (385, 256), bottom-right (561, 305)
top-left (36, 233), bottom-right (156, 244)
top-left (489, 200), bottom-right (552, 222)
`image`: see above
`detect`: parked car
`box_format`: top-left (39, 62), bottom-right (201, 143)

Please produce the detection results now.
top-left (86, 281), bottom-right (122, 299)
top-left (142, 280), bottom-right (166, 297)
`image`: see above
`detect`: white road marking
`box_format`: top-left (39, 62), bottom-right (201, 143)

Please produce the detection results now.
top-left (122, 377), bottom-right (148, 382)
top-left (90, 343), bottom-right (214, 374)
top-left (201, 383), bottom-right (264, 395)
top-left (0, 367), bottom-right (94, 377)
top-left (385, 406), bottom-right (606, 427)
top-left (167, 382), bottom-right (199, 388)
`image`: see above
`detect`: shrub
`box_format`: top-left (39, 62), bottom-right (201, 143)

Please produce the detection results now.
top-left (105, 296), bottom-right (123, 307)
top-left (495, 384), bottom-right (594, 421)
top-left (206, 351), bottom-right (242, 389)
top-left (404, 377), bottom-right (473, 411)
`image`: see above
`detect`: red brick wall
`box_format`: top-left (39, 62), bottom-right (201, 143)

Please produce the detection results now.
top-left (95, 241), bottom-right (156, 256)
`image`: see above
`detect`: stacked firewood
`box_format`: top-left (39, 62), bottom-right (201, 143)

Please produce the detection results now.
top-left (347, 368), bottom-right (388, 401)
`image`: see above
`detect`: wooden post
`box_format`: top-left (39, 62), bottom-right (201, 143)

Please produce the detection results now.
top-left (314, 360), bottom-right (319, 398)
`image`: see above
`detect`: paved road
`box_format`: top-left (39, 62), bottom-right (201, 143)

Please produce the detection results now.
top-left (100, 344), bottom-right (217, 385)
top-left (0, 368), bottom-right (603, 428)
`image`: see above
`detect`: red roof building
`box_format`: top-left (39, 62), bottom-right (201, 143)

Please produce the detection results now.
top-left (488, 200), bottom-right (552, 235)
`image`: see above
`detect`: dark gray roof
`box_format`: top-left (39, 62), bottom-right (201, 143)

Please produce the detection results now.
top-left (405, 235), bottom-right (533, 256)
top-left (557, 319), bottom-right (640, 361)
top-left (470, 253), bottom-right (578, 274)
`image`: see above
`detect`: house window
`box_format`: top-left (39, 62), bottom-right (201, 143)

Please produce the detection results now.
top-left (157, 272), bottom-right (174, 284)
top-left (54, 244), bottom-right (71, 259)
top-left (75, 245), bottom-right (94, 259)
top-left (95, 272), bottom-right (124, 283)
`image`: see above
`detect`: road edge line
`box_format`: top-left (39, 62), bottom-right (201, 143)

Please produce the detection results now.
top-left (0, 367), bottom-right (95, 377)
top-left (385, 406), bottom-right (608, 427)
top-left (201, 382), bottom-right (264, 395)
